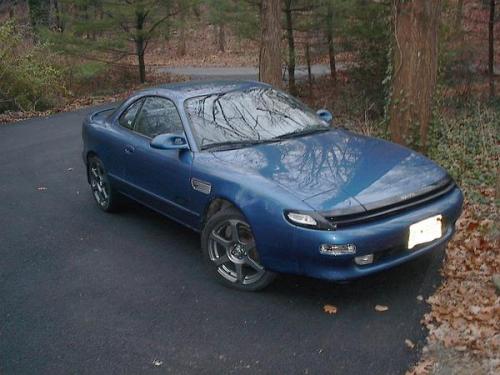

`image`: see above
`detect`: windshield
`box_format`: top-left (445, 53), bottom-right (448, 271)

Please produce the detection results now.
top-left (184, 88), bottom-right (329, 150)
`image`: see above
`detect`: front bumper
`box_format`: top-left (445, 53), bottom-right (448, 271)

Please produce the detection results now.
top-left (288, 186), bottom-right (463, 281)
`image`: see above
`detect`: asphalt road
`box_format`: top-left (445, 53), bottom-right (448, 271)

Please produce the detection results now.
top-left (157, 64), bottom-right (336, 81)
top-left (0, 106), bottom-right (444, 375)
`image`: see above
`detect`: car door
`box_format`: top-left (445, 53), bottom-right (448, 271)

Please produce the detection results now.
top-left (123, 96), bottom-right (197, 227)
top-left (105, 98), bottom-right (145, 187)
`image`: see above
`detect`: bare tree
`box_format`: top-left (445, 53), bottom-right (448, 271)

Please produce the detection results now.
top-left (326, 2), bottom-right (336, 82)
top-left (284, 0), bottom-right (296, 95)
top-left (496, 168), bottom-right (500, 201)
top-left (177, 5), bottom-right (187, 57)
top-left (388, 0), bottom-right (441, 151)
top-left (488, 0), bottom-right (496, 99)
top-left (218, 24), bottom-right (225, 52)
top-left (305, 33), bottom-right (312, 94)
top-left (259, 0), bottom-right (282, 88)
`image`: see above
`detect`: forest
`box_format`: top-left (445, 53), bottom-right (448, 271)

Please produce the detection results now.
top-left (0, 0), bottom-right (498, 373)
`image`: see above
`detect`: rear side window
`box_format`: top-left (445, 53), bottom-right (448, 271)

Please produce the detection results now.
top-left (134, 97), bottom-right (184, 138)
top-left (118, 99), bottom-right (143, 130)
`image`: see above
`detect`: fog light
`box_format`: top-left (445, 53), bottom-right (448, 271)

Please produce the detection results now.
top-left (354, 254), bottom-right (374, 265)
top-left (320, 244), bottom-right (356, 256)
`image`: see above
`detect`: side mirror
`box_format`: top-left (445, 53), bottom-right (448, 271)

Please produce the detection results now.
top-left (316, 109), bottom-right (333, 125)
top-left (150, 133), bottom-right (189, 150)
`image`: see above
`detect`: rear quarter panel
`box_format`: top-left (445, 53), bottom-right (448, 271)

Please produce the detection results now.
top-left (82, 107), bottom-right (124, 183)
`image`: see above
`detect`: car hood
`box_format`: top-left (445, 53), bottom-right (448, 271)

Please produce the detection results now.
top-left (211, 129), bottom-right (449, 213)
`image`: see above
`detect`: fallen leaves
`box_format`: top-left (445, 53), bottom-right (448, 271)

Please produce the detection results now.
top-left (408, 194), bottom-right (500, 374)
top-left (406, 358), bottom-right (435, 375)
top-left (152, 359), bottom-right (163, 367)
top-left (405, 339), bottom-right (415, 349)
top-left (374, 304), bottom-right (389, 312)
top-left (323, 303), bottom-right (394, 315)
top-left (323, 304), bottom-right (338, 315)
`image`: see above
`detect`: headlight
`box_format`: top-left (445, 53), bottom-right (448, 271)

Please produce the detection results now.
top-left (284, 210), bottom-right (336, 230)
top-left (286, 212), bottom-right (318, 226)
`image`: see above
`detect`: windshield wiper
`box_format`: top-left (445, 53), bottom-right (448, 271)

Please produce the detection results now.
top-left (201, 139), bottom-right (277, 151)
top-left (272, 126), bottom-right (330, 141)
top-left (201, 126), bottom-right (330, 151)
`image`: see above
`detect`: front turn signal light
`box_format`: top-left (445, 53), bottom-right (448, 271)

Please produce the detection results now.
top-left (354, 254), bottom-right (374, 265)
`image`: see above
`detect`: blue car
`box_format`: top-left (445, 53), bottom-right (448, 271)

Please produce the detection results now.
top-left (82, 80), bottom-right (463, 291)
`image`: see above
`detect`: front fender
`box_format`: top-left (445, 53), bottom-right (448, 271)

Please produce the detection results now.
top-left (193, 154), bottom-right (311, 274)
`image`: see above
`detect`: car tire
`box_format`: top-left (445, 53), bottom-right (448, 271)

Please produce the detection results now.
top-left (201, 207), bottom-right (276, 291)
top-left (87, 156), bottom-right (120, 212)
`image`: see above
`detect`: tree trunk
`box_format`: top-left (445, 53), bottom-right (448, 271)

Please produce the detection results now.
top-left (177, 9), bottom-right (186, 57)
top-left (284, 0), bottom-right (296, 95)
top-left (305, 39), bottom-right (312, 85)
top-left (496, 168), bottom-right (500, 201)
top-left (178, 28), bottom-right (186, 57)
top-left (454, 0), bottom-right (464, 31)
top-left (388, 0), bottom-right (441, 151)
top-left (259, 0), bottom-right (282, 88)
top-left (137, 41), bottom-right (146, 83)
top-left (136, 11), bottom-right (147, 83)
top-left (488, 0), bottom-right (495, 99)
top-left (9, 1), bottom-right (15, 20)
top-left (218, 24), bottom-right (225, 53)
top-left (49, 0), bottom-right (58, 30)
top-left (326, 4), bottom-right (336, 82)
top-left (53, 0), bottom-right (63, 32)
top-left (305, 37), bottom-right (312, 96)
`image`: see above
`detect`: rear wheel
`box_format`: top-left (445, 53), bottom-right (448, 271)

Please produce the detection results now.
top-left (88, 156), bottom-right (119, 212)
top-left (201, 207), bottom-right (276, 291)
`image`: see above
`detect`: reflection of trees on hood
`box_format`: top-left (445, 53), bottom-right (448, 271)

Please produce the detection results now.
top-left (272, 132), bottom-right (363, 197)
top-left (213, 131), bottom-right (364, 199)
top-left (213, 129), bottom-right (446, 210)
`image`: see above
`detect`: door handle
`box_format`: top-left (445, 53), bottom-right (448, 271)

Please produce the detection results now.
top-left (124, 145), bottom-right (135, 154)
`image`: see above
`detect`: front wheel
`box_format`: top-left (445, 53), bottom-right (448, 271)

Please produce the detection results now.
top-left (201, 207), bottom-right (276, 291)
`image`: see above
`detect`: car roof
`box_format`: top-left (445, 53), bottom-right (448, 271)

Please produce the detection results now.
top-left (142, 80), bottom-right (272, 101)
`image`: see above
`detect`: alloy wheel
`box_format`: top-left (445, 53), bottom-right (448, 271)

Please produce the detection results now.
top-left (208, 219), bottom-right (266, 285)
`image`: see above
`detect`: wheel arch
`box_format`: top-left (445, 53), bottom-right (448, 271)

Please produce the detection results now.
top-left (201, 197), bottom-right (239, 229)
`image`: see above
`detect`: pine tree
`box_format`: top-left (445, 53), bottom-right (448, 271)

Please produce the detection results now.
top-left (51, 0), bottom-right (178, 83)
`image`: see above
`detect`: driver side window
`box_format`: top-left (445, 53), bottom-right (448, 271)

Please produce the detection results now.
top-left (134, 97), bottom-right (184, 138)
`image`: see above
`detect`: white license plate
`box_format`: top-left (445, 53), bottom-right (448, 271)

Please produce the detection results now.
top-left (408, 215), bottom-right (443, 250)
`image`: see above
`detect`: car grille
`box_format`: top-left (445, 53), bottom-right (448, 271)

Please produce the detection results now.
top-left (324, 179), bottom-right (455, 228)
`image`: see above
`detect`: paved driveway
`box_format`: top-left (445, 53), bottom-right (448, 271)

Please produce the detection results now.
top-left (0, 107), bottom-right (443, 374)
top-left (157, 64), bottom-right (335, 81)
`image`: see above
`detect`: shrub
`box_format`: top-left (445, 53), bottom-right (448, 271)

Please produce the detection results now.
top-left (0, 21), bottom-right (65, 112)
